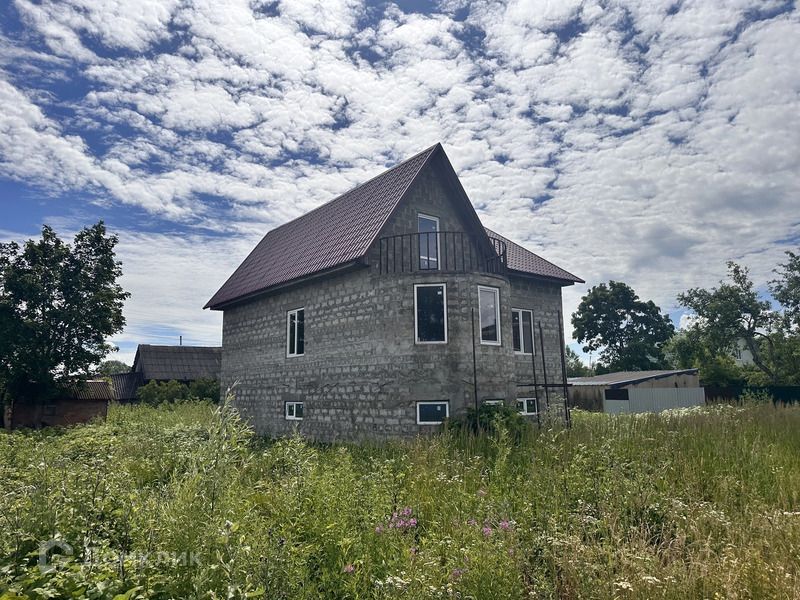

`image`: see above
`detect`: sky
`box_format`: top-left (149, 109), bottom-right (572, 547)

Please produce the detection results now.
top-left (0, 0), bottom-right (798, 366)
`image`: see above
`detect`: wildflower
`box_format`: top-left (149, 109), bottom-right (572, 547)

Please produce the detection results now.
top-left (409, 546), bottom-right (418, 555)
top-left (343, 564), bottom-right (355, 574)
top-left (467, 518), bottom-right (477, 526)
top-left (482, 526), bottom-right (493, 537)
top-left (375, 525), bottom-right (384, 534)
top-left (499, 520), bottom-right (511, 531)
top-left (408, 518), bottom-right (417, 527)
top-left (402, 507), bottom-right (413, 516)
top-left (450, 568), bottom-right (465, 580)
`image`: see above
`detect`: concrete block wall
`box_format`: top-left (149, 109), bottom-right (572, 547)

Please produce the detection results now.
top-left (220, 156), bottom-right (572, 440)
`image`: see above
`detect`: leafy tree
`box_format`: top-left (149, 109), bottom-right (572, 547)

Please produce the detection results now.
top-left (664, 330), bottom-right (743, 386)
top-left (189, 378), bottom-right (221, 402)
top-left (678, 262), bottom-right (777, 383)
top-left (771, 249), bottom-right (800, 329)
top-left (0, 222), bottom-right (129, 407)
top-left (565, 346), bottom-right (592, 377)
top-left (95, 360), bottom-right (131, 376)
top-left (572, 281), bottom-right (675, 372)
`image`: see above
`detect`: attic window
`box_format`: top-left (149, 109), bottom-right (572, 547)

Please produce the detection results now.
top-left (287, 308), bottom-right (305, 357)
top-left (418, 213), bottom-right (440, 270)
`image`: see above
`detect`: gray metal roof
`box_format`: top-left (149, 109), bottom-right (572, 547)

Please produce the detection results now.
top-left (110, 371), bottom-right (144, 401)
top-left (67, 380), bottom-right (115, 401)
top-left (206, 143), bottom-right (583, 309)
top-left (133, 345), bottom-right (222, 382)
top-left (568, 369), bottom-right (699, 388)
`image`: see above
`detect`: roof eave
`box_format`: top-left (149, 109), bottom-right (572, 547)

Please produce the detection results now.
top-left (206, 258), bottom-right (368, 311)
top-left (507, 268), bottom-right (585, 286)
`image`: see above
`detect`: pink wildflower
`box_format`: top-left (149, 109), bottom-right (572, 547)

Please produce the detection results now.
top-left (482, 526), bottom-right (493, 537)
top-left (375, 525), bottom-right (384, 534)
top-left (343, 564), bottom-right (355, 574)
top-left (467, 518), bottom-right (477, 526)
top-left (499, 520), bottom-right (511, 531)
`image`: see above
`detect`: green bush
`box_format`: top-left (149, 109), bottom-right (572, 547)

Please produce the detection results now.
top-left (445, 402), bottom-right (533, 443)
top-left (136, 378), bottom-right (220, 406)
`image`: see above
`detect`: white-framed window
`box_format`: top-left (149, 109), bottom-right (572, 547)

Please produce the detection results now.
top-left (483, 399), bottom-right (504, 407)
top-left (286, 308), bottom-right (305, 357)
top-left (416, 401), bottom-right (449, 425)
top-left (516, 397), bottom-right (538, 415)
top-left (285, 401), bottom-right (304, 420)
top-left (512, 308), bottom-right (534, 354)
top-left (414, 283), bottom-right (447, 344)
top-left (478, 285), bottom-right (501, 345)
top-left (418, 213), bottom-right (440, 270)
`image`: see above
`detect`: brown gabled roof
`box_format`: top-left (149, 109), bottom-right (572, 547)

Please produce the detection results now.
top-left (206, 143), bottom-right (582, 309)
top-left (484, 228), bottom-right (584, 284)
top-left (66, 380), bottom-right (115, 401)
top-left (133, 345), bottom-right (222, 381)
top-left (205, 144), bottom-right (440, 309)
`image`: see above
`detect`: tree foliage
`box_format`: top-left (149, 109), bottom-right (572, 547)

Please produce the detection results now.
top-left (95, 360), bottom-right (131, 376)
top-left (565, 346), bottom-right (592, 377)
top-left (678, 262), bottom-right (777, 383)
top-left (0, 222), bottom-right (129, 405)
top-left (571, 281), bottom-right (675, 372)
top-left (771, 250), bottom-right (800, 330)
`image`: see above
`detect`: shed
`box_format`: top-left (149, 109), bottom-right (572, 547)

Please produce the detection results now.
top-left (111, 345), bottom-right (222, 401)
top-left (569, 369), bottom-right (704, 413)
top-left (6, 380), bottom-right (113, 429)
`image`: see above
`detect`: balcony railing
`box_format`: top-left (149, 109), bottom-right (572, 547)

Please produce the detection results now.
top-left (377, 231), bottom-right (507, 275)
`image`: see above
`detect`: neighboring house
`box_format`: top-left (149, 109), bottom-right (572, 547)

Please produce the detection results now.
top-left (5, 380), bottom-right (113, 429)
top-left (206, 143), bottom-right (583, 441)
top-left (569, 369), bottom-right (704, 413)
top-left (111, 344), bottom-right (222, 401)
top-left (731, 338), bottom-right (755, 367)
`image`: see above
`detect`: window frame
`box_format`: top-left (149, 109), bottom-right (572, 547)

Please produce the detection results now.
top-left (286, 307), bottom-right (305, 358)
top-left (417, 213), bottom-right (440, 270)
top-left (414, 283), bottom-right (448, 344)
top-left (416, 400), bottom-right (450, 425)
top-left (516, 397), bottom-right (538, 416)
top-left (483, 399), bottom-right (504, 407)
top-left (478, 285), bottom-right (502, 346)
top-left (511, 308), bottom-right (534, 355)
top-left (285, 400), bottom-right (304, 420)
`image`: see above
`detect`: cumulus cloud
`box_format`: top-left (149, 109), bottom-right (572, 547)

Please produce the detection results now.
top-left (1, 0), bottom-right (798, 351)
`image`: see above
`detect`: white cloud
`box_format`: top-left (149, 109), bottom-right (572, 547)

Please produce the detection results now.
top-left (1, 0), bottom-right (798, 349)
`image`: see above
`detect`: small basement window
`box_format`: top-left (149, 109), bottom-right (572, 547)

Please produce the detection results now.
top-left (285, 401), bottom-right (304, 420)
top-left (416, 401), bottom-right (449, 425)
top-left (478, 285), bottom-right (501, 345)
top-left (483, 399), bottom-right (504, 406)
top-left (516, 397), bottom-right (538, 415)
top-left (287, 308), bottom-right (305, 357)
top-left (512, 308), bottom-right (534, 354)
top-left (415, 283), bottom-right (447, 343)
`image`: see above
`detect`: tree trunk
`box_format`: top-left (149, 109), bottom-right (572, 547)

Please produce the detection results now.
top-left (744, 334), bottom-right (777, 384)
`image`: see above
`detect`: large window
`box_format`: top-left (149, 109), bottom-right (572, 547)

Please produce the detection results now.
top-left (512, 308), bottom-right (534, 354)
top-left (478, 285), bottom-right (501, 345)
top-left (415, 283), bottom-right (447, 343)
top-left (416, 401), bottom-right (449, 424)
top-left (418, 213), bottom-right (439, 270)
top-left (285, 401), bottom-right (304, 420)
top-left (286, 308), bottom-right (305, 357)
top-left (516, 397), bottom-right (538, 415)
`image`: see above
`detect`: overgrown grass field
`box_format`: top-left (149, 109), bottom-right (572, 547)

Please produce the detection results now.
top-left (1, 402), bottom-right (799, 599)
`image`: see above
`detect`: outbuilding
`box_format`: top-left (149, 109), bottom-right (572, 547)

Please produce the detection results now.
top-left (568, 369), bottom-right (704, 414)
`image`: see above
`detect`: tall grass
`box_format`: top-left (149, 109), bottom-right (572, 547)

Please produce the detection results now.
top-left (1, 401), bottom-right (799, 599)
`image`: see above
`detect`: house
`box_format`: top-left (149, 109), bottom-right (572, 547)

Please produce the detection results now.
top-left (568, 369), bottom-right (704, 414)
top-left (111, 344), bottom-right (222, 401)
top-left (205, 143), bottom-right (583, 441)
top-left (4, 380), bottom-right (113, 429)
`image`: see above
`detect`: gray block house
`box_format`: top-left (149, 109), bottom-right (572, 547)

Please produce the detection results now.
top-left (205, 143), bottom-right (583, 441)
